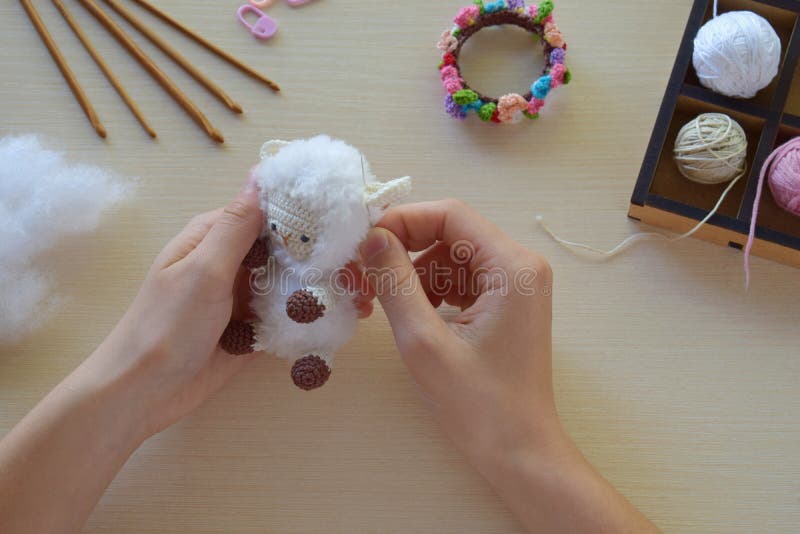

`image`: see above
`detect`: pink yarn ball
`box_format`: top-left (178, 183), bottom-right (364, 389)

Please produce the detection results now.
top-left (767, 137), bottom-right (800, 216)
top-left (745, 136), bottom-right (800, 286)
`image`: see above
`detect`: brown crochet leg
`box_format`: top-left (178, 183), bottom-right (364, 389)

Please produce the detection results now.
top-left (291, 355), bottom-right (331, 390)
top-left (220, 320), bottom-right (255, 355)
top-left (242, 237), bottom-right (271, 270)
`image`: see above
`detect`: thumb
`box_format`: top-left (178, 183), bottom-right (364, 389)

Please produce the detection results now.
top-left (194, 180), bottom-right (262, 283)
top-left (361, 228), bottom-right (447, 345)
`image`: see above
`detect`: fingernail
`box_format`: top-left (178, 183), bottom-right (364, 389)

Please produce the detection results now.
top-left (360, 228), bottom-right (389, 263)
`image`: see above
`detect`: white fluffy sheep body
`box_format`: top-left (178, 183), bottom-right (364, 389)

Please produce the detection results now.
top-left (250, 265), bottom-right (358, 365)
top-left (248, 136), bottom-right (411, 369)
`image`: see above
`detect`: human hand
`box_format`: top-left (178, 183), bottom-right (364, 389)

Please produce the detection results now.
top-left (361, 200), bottom-right (656, 532)
top-left (359, 199), bottom-right (560, 465)
top-left (65, 180), bottom-right (263, 440)
top-left (0, 180), bottom-right (379, 534)
top-left (66, 180), bottom-right (374, 441)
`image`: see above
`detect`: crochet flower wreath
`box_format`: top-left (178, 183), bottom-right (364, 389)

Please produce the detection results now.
top-left (438, 0), bottom-right (571, 124)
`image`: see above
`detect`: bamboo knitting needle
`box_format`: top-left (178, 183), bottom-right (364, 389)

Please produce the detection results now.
top-left (128, 0), bottom-right (281, 92)
top-left (19, 0), bottom-right (106, 138)
top-left (103, 0), bottom-right (243, 114)
top-left (77, 0), bottom-right (224, 143)
top-left (53, 0), bottom-right (157, 138)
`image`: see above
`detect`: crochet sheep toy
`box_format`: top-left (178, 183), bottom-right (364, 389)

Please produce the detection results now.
top-left (220, 136), bottom-right (412, 390)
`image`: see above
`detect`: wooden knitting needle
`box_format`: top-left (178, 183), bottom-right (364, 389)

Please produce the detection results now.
top-left (102, 0), bottom-right (243, 114)
top-left (77, 0), bottom-right (224, 143)
top-left (19, 0), bottom-right (106, 139)
top-left (128, 0), bottom-right (281, 92)
top-left (53, 0), bottom-right (157, 138)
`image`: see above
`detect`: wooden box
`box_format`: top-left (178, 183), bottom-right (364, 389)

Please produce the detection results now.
top-left (629, 0), bottom-right (800, 268)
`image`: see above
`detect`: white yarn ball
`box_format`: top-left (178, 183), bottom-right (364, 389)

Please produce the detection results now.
top-left (693, 11), bottom-right (781, 99)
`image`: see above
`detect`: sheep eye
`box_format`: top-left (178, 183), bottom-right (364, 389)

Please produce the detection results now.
top-left (270, 222), bottom-right (277, 231)
top-left (300, 235), bottom-right (310, 243)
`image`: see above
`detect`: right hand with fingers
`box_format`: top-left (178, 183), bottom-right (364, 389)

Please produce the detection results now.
top-left (359, 199), bottom-right (560, 464)
top-left (360, 200), bottom-right (658, 533)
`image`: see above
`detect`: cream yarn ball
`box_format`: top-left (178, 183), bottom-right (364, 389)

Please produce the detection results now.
top-left (673, 113), bottom-right (748, 185)
top-left (693, 11), bottom-right (781, 99)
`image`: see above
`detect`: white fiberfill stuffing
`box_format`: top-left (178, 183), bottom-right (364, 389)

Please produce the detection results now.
top-left (0, 135), bottom-right (132, 343)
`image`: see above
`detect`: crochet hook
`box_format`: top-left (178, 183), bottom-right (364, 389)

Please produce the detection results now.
top-left (52, 0), bottom-right (157, 138)
top-left (102, 0), bottom-right (243, 114)
top-left (20, 0), bottom-right (106, 139)
top-left (128, 0), bottom-right (281, 92)
top-left (77, 0), bottom-right (224, 143)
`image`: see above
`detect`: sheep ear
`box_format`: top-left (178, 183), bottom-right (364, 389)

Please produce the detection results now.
top-left (365, 177), bottom-right (412, 224)
top-left (259, 139), bottom-right (290, 160)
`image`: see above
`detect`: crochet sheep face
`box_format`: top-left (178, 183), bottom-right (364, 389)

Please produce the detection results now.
top-left (219, 135), bottom-right (412, 391)
top-left (266, 192), bottom-right (318, 261)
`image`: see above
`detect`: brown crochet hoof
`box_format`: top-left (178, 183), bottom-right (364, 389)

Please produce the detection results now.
top-left (291, 355), bottom-right (331, 391)
top-left (220, 320), bottom-right (255, 355)
top-left (242, 238), bottom-right (271, 270)
top-left (286, 290), bottom-right (325, 324)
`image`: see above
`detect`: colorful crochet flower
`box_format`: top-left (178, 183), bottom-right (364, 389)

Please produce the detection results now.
top-left (497, 93), bottom-right (529, 123)
top-left (453, 89), bottom-right (480, 106)
top-left (437, 1), bottom-right (569, 124)
top-left (440, 65), bottom-right (460, 81)
top-left (507, 0), bottom-right (525, 13)
top-left (484, 1), bottom-right (506, 14)
top-left (454, 5), bottom-right (480, 28)
top-left (550, 63), bottom-right (567, 87)
top-left (445, 94), bottom-right (467, 119)
top-left (437, 30), bottom-right (458, 54)
top-left (531, 0), bottom-right (554, 23)
top-left (461, 100), bottom-right (484, 113)
top-left (543, 20), bottom-right (564, 47)
top-left (528, 98), bottom-right (545, 116)
top-left (531, 75), bottom-right (552, 99)
top-left (443, 76), bottom-right (463, 94)
top-left (478, 103), bottom-right (498, 121)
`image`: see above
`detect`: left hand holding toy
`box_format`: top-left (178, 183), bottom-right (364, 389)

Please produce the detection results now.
top-left (0, 179), bottom-right (374, 533)
top-left (69, 179), bottom-right (265, 437)
top-left (0, 180), bottom-right (261, 533)
top-left (77, 179), bottom-right (375, 435)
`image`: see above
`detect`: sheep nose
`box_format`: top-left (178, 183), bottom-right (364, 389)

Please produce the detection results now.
top-left (281, 233), bottom-right (290, 247)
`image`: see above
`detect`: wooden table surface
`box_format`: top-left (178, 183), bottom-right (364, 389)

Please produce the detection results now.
top-left (1, 1), bottom-right (799, 532)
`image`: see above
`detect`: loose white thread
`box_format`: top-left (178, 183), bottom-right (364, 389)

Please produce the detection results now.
top-left (537, 175), bottom-right (742, 258)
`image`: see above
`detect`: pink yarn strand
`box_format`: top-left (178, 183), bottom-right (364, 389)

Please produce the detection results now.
top-left (744, 137), bottom-right (800, 288)
top-left (744, 155), bottom-right (770, 288)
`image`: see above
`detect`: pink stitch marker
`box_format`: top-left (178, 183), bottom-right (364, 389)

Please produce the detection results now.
top-left (248, 0), bottom-right (317, 8)
top-left (237, 5), bottom-right (277, 40)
